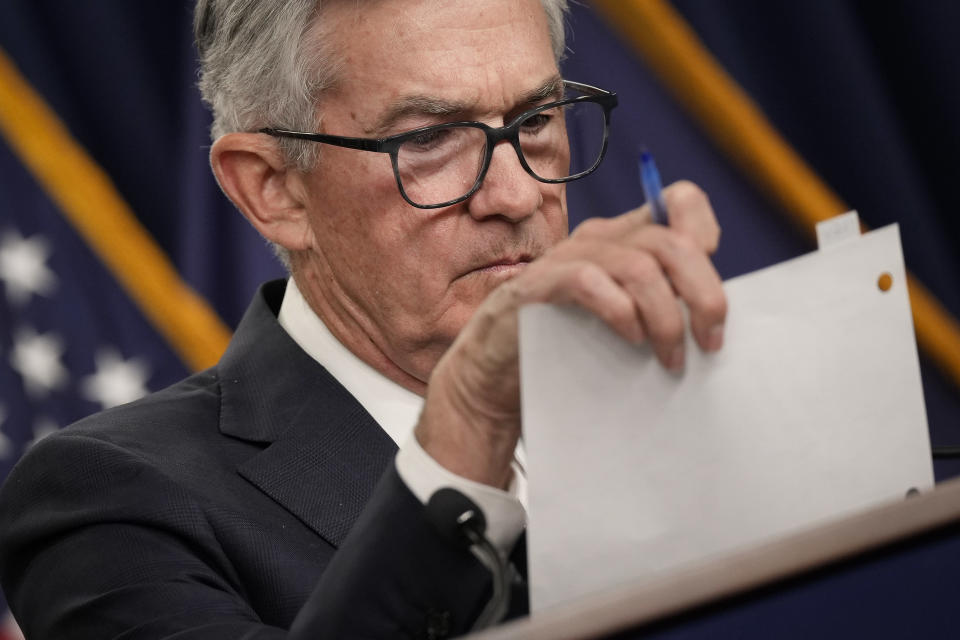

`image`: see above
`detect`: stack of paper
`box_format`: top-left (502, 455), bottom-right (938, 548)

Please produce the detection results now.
top-left (519, 223), bottom-right (932, 611)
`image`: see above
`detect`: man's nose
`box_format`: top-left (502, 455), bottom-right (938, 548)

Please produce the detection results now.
top-left (465, 141), bottom-right (542, 222)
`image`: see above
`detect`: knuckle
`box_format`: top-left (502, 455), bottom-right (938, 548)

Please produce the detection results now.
top-left (665, 180), bottom-right (710, 211)
top-left (664, 180), bottom-right (722, 253)
top-left (654, 228), bottom-right (699, 264)
top-left (563, 260), bottom-right (603, 294)
top-left (696, 288), bottom-right (728, 321)
top-left (621, 206), bottom-right (651, 225)
top-left (572, 217), bottom-right (608, 239)
top-left (668, 229), bottom-right (699, 255)
top-left (493, 276), bottom-right (527, 307)
top-left (624, 251), bottom-right (662, 285)
top-left (651, 312), bottom-right (685, 345)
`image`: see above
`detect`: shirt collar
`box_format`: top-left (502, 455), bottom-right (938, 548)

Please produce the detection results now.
top-left (277, 277), bottom-right (424, 448)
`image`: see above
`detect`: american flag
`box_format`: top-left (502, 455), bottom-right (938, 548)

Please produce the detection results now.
top-left (0, 130), bottom-right (193, 640)
top-left (0, 5), bottom-right (270, 634)
top-left (0, 20), bottom-right (241, 631)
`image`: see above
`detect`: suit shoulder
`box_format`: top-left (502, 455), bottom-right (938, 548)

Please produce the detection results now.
top-left (66, 366), bottom-right (223, 445)
top-left (3, 367), bottom-right (236, 501)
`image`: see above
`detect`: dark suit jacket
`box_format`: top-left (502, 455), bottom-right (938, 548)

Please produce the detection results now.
top-left (0, 280), bottom-right (523, 638)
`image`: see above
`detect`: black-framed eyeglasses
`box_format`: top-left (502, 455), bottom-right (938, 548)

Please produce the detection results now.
top-left (261, 80), bottom-right (618, 209)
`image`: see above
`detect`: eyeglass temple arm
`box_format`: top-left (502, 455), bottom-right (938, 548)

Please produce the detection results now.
top-left (561, 80), bottom-right (618, 110)
top-left (562, 80), bottom-right (610, 96)
top-left (259, 128), bottom-right (384, 153)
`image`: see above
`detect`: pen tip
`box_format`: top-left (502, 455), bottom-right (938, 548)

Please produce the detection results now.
top-left (640, 149), bottom-right (653, 163)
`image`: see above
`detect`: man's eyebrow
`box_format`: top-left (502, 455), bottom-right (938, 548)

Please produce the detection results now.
top-left (517, 75), bottom-right (565, 107)
top-left (367, 75), bottom-right (565, 136)
top-left (366, 96), bottom-right (475, 136)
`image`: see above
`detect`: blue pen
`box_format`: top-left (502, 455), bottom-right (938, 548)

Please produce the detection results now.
top-left (639, 150), bottom-right (668, 225)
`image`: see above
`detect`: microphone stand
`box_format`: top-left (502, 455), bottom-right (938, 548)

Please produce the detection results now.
top-left (427, 488), bottom-right (513, 631)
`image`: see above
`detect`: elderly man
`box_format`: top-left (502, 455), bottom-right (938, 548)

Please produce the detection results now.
top-left (0, 0), bottom-right (726, 637)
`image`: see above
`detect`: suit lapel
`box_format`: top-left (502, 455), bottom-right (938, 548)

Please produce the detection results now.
top-left (218, 280), bottom-right (399, 547)
top-left (237, 391), bottom-right (398, 548)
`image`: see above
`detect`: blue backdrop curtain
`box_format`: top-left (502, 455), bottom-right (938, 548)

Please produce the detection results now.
top-left (1, 1), bottom-right (958, 636)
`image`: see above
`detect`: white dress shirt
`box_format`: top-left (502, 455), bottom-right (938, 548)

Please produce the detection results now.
top-left (277, 278), bottom-right (526, 553)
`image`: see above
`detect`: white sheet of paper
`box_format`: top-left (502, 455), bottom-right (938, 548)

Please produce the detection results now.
top-left (519, 224), bottom-right (933, 611)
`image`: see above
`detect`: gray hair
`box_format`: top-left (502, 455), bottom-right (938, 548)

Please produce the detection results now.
top-left (195, 0), bottom-right (570, 268)
top-left (195, 0), bottom-right (570, 169)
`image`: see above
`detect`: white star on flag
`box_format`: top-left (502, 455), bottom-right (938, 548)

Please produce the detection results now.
top-left (10, 326), bottom-right (69, 398)
top-left (81, 348), bottom-right (151, 409)
top-left (0, 229), bottom-right (58, 307)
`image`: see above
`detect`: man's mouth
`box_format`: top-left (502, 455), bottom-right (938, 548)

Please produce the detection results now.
top-left (452, 253), bottom-right (536, 283)
top-left (476, 257), bottom-right (532, 273)
top-left (469, 251), bottom-right (535, 276)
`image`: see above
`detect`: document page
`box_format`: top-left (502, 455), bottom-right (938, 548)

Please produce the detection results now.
top-left (519, 224), bottom-right (933, 611)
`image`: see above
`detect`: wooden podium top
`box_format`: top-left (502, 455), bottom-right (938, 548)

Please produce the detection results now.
top-left (470, 475), bottom-right (960, 639)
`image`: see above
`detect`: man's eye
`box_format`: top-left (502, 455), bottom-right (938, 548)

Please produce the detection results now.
top-left (407, 129), bottom-right (450, 150)
top-left (521, 113), bottom-right (553, 134)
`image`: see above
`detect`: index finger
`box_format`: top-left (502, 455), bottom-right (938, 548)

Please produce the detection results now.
top-left (661, 180), bottom-right (721, 255)
top-left (572, 181), bottom-right (719, 255)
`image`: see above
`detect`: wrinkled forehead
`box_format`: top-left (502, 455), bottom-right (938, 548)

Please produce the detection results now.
top-left (319, 0), bottom-right (558, 115)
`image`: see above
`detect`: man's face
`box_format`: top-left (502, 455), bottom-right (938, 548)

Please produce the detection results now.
top-left (296, 0), bottom-right (568, 383)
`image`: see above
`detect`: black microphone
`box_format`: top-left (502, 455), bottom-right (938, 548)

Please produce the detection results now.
top-left (426, 488), bottom-right (511, 630)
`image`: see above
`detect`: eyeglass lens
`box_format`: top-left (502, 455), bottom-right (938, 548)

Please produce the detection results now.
top-left (395, 100), bottom-right (606, 207)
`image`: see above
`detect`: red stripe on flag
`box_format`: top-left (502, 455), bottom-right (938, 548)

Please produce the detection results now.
top-left (1, 611), bottom-right (24, 640)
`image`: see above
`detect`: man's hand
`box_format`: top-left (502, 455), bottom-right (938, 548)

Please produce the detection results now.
top-left (416, 181), bottom-right (727, 488)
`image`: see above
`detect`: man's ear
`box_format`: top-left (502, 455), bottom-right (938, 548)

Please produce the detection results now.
top-left (210, 133), bottom-right (313, 252)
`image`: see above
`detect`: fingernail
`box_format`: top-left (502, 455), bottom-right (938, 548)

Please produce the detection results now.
top-left (668, 345), bottom-right (685, 371)
top-left (707, 324), bottom-right (725, 351)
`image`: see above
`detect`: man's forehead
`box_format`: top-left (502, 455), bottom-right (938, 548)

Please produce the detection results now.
top-left (319, 0), bottom-right (558, 127)
top-left (365, 74), bottom-right (564, 136)
top-left (326, 2), bottom-right (555, 77)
